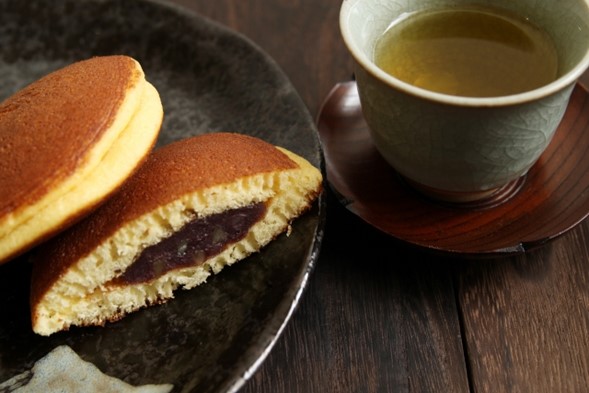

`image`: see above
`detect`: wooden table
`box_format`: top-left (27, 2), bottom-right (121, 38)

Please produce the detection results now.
top-left (171, 1), bottom-right (589, 392)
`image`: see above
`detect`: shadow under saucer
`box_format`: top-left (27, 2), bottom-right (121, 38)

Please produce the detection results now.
top-left (317, 80), bottom-right (589, 257)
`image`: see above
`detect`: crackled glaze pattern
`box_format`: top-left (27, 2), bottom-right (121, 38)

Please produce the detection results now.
top-left (355, 66), bottom-right (574, 191)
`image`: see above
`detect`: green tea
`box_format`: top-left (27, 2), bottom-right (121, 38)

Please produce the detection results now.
top-left (374, 7), bottom-right (559, 97)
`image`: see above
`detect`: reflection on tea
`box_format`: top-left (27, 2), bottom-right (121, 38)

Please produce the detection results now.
top-left (374, 7), bottom-right (559, 97)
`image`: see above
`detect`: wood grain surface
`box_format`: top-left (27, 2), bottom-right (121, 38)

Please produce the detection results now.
top-left (170, 1), bottom-right (589, 392)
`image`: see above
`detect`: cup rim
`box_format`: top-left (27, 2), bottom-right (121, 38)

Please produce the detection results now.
top-left (340, 0), bottom-right (589, 107)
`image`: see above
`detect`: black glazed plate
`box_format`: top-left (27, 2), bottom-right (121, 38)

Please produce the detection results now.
top-left (0, 0), bottom-right (325, 391)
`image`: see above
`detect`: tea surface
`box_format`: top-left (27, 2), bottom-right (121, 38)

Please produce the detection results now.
top-left (374, 7), bottom-right (558, 97)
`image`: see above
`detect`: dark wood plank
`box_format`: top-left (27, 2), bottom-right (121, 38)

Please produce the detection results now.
top-left (457, 225), bottom-right (589, 392)
top-left (242, 195), bottom-right (470, 392)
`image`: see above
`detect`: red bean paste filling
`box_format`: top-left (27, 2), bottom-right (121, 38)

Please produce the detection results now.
top-left (111, 202), bottom-right (266, 285)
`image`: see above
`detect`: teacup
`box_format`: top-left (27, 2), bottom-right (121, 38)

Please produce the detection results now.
top-left (340, 0), bottom-right (589, 203)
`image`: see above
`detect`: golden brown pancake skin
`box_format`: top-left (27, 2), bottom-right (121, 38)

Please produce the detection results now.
top-left (0, 56), bottom-right (138, 218)
top-left (0, 55), bottom-right (161, 263)
top-left (30, 132), bottom-right (301, 312)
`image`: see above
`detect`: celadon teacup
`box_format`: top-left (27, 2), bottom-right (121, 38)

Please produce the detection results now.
top-left (340, 0), bottom-right (589, 203)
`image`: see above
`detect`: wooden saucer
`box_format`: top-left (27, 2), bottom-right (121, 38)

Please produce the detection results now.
top-left (317, 81), bottom-right (589, 256)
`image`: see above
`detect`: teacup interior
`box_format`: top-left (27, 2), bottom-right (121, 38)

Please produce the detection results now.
top-left (342, 0), bottom-right (589, 82)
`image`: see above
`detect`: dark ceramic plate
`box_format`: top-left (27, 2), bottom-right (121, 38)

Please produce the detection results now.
top-left (317, 80), bottom-right (589, 256)
top-left (0, 0), bottom-right (325, 392)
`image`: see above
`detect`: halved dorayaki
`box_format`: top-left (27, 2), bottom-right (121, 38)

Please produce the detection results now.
top-left (0, 55), bottom-right (163, 264)
top-left (30, 132), bottom-right (323, 336)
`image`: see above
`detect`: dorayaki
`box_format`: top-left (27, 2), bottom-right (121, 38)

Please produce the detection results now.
top-left (0, 55), bottom-right (163, 264)
top-left (30, 132), bottom-right (322, 336)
